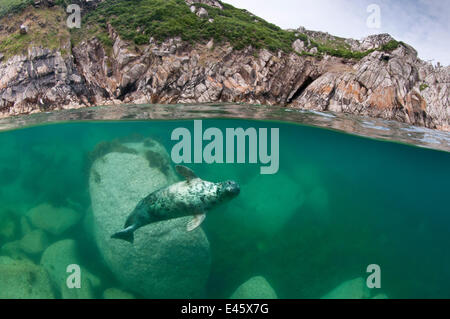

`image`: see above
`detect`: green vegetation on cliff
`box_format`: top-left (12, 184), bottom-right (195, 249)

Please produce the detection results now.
top-left (0, 0), bottom-right (32, 19)
top-left (79, 0), bottom-right (300, 51)
top-left (1, 0), bottom-right (403, 60)
top-left (310, 40), bottom-right (370, 60)
top-left (381, 40), bottom-right (401, 52)
top-left (0, 5), bottom-right (70, 59)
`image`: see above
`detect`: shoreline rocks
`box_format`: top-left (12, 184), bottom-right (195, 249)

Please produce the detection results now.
top-left (0, 17), bottom-right (448, 131)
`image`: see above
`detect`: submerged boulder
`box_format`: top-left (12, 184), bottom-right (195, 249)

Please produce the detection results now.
top-left (26, 203), bottom-right (81, 236)
top-left (0, 213), bottom-right (17, 241)
top-left (40, 239), bottom-right (100, 299)
top-left (103, 288), bottom-right (135, 299)
top-left (372, 293), bottom-right (389, 299)
top-left (230, 276), bottom-right (278, 299)
top-left (321, 277), bottom-right (371, 299)
top-left (89, 139), bottom-right (211, 298)
top-left (20, 216), bottom-right (33, 237)
top-left (1, 240), bottom-right (28, 260)
top-left (19, 229), bottom-right (49, 255)
top-left (0, 257), bottom-right (55, 299)
top-left (60, 275), bottom-right (94, 299)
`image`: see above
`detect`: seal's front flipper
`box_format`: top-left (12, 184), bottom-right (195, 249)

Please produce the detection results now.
top-left (111, 226), bottom-right (135, 243)
top-left (176, 165), bottom-right (198, 183)
top-left (187, 214), bottom-right (206, 232)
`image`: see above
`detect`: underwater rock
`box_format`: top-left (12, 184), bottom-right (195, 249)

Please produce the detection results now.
top-left (1, 240), bottom-right (28, 260)
top-left (0, 254), bottom-right (32, 265)
top-left (20, 216), bottom-right (33, 237)
top-left (89, 140), bottom-right (211, 298)
top-left (60, 275), bottom-right (94, 299)
top-left (0, 256), bottom-right (16, 265)
top-left (0, 258), bottom-right (55, 299)
top-left (227, 173), bottom-right (305, 236)
top-left (40, 239), bottom-right (100, 299)
top-left (19, 230), bottom-right (49, 255)
top-left (230, 276), bottom-right (278, 299)
top-left (372, 293), bottom-right (389, 299)
top-left (103, 288), bottom-right (135, 299)
top-left (27, 203), bottom-right (81, 236)
top-left (0, 214), bottom-right (17, 241)
top-left (321, 277), bottom-right (371, 299)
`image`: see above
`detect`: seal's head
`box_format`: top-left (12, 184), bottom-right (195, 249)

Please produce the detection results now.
top-left (217, 180), bottom-right (240, 201)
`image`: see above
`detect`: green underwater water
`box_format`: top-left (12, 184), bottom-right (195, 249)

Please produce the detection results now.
top-left (0, 118), bottom-right (449, 299)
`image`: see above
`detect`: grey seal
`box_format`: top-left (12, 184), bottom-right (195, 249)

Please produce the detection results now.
top-left (111, 165), bottom-right (240, 243)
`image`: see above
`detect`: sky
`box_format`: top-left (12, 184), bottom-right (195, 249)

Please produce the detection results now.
top-left (225, 0), bottom-right (450, 66)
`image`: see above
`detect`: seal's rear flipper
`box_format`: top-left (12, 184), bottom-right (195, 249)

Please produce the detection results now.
top-left (111, 227), bottom-right (135, 243)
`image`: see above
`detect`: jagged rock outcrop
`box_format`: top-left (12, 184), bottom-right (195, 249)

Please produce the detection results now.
top-left (0, 47), bottom-right (96, 115)
top-left (351, 34), bottom-right (396, 52)
top-left (0, 3), bottom-right (448, 131)
top-left (292, 46), bottom-right (449, 130)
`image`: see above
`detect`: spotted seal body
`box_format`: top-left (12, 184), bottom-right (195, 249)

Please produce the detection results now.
top-left (111, 165), bottom-right (240, 243)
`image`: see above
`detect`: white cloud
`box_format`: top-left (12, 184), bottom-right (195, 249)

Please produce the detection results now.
top-left (225, 0), bottom-right (450, 65)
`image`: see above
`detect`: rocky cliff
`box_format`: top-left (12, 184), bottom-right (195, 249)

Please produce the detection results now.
top-left (0, 0), bottom-right (448, 131)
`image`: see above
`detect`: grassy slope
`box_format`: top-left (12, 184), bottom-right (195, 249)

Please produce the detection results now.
top-left (75, 0), bottom-right (300, 52)
top-left (1, 0), bottom-right (400, 60)
top-left (0, 4), bottom-right (71, 59)
top-left (0, 0), bottom-right (32, 18)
